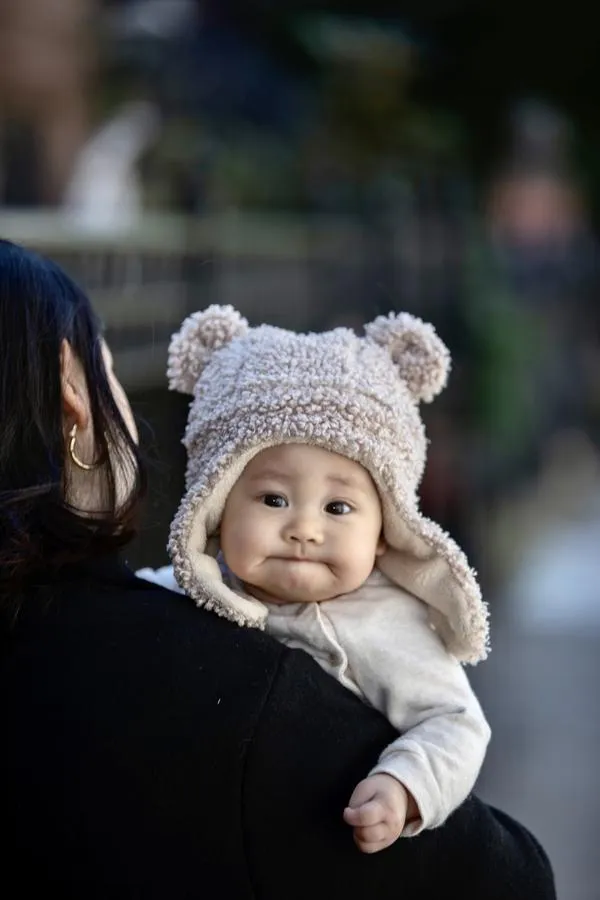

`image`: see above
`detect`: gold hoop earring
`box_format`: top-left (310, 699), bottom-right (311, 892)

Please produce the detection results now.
top-left (68, 424), bottom-right (100, 472)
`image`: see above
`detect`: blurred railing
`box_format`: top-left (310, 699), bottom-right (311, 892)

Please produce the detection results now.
top-left (0, 208), bottom-right (469, 389)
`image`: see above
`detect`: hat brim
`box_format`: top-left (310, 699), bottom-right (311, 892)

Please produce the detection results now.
top-left (168, 436), bottom-right (489, 664)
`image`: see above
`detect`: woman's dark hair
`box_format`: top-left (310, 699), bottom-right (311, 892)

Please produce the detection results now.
top-left (0, 239), bottom-right (147, 618)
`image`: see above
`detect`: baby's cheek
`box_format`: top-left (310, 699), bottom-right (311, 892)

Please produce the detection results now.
top-left (334, 552), bottom-right (365, 583)
top-left (352, 545), bottom-right (380, 578)
top-left (222, 528), bottom-right (249, 568)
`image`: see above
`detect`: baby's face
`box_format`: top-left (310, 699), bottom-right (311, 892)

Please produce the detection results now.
top-left (220, 443), bottom-right (385, 605)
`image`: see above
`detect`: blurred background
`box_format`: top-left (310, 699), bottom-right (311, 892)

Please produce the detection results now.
top-left (1, 1), bottom-right (600, 895)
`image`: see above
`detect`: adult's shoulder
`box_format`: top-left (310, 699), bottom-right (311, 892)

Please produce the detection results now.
top-left (2, 554), bottom-right (288, 734)
top-left (0, 559), bottom-right (292, 896)
top-left (242, 648), bottom-right (557, 900)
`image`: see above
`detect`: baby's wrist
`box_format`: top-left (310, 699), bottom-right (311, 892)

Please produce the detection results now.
top-left (404, 787), bottom-right (420, 823)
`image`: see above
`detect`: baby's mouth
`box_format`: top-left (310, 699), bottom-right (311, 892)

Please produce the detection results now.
top-left (276, 554), bottom-right (317, 563)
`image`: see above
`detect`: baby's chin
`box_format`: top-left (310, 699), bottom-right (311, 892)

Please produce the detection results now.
top-left (246, 578), bottom-right (355, 606)
top-left (244, 575), bottom-right (337, 605)
top-left (247, 583), bottom-right (329, 605)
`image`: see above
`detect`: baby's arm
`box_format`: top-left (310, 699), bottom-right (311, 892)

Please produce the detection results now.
top-left (328, 587), bottom-right (491, 848)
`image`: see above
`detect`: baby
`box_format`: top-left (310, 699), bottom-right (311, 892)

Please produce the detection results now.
top-left (138, 305), bottom-right (491, 853)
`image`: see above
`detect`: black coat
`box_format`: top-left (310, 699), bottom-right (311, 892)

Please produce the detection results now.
top-left (0, 554), bottom-right (556, 899)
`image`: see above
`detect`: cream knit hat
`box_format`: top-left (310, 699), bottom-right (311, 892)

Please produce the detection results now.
top-left (167, 305), bottom-right (489, 664)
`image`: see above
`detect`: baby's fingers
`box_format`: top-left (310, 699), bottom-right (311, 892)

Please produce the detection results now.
top-left (343, 800), bottom-right (385, 828)
top-left (353, 825), bottom-right (398, 854)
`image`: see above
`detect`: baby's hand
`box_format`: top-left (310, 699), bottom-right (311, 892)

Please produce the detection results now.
top-left (343, 773), bottom-right (413, 854)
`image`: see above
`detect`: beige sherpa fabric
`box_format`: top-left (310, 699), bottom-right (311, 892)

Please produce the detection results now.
top-left (167, 305), bottom-right (489, 664)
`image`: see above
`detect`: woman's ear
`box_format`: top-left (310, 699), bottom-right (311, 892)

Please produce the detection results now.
top-left (60, 339), bottom-right (91, 432)
top-left (376, 533), bottom-right (387, 557)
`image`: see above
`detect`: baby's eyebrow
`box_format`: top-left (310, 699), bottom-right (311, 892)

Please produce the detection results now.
top-left (326, 474), bottom-right (366, 492)
top-left (248, 468), bottom-right (289, 482)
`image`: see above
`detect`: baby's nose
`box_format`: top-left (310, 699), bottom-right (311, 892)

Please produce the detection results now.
top-left (284, 515), bottom-right (323, 544)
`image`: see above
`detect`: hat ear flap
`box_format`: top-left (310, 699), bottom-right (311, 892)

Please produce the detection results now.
top-left (365, 312), bottom-right (450, 403)
top-left (168, 305), bottom-right (249, 394)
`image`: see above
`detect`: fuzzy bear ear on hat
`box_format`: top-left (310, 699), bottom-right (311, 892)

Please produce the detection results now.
top-left (167, 305), bottom-right (249, 395)
top-left (364, 312), bottom-right (451, 403)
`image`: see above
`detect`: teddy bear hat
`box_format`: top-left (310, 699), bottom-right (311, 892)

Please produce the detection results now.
top-left (166, 305), bottom-right (489, 664)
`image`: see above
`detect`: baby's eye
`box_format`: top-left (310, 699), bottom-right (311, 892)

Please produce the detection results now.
top-left (326, 501), bottom-right (353, 516)
top-left (261, 493), bottom-right (288, 508)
